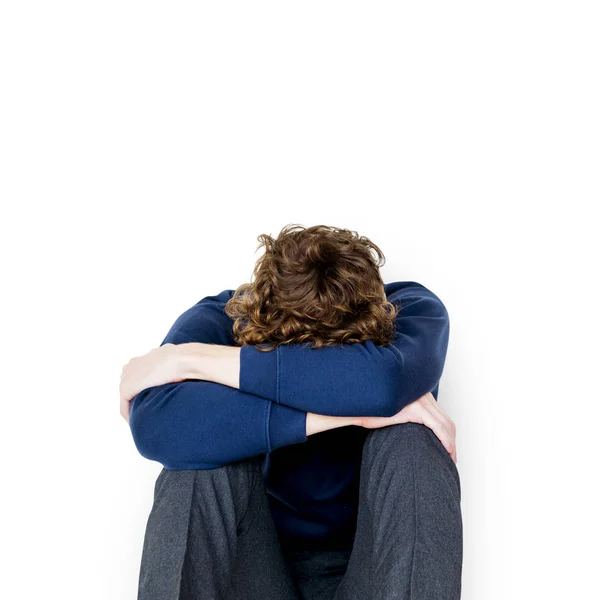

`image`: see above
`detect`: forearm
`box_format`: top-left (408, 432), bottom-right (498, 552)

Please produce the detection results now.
top-left (306, 412), bottom-right (360, 436)
top-left (177, 345), bottom-right (373, 430)
top-left (178, 345), bottom-right (359, 431)
top-left (176, 343), bottom-right (408, 423)
top-left (174, 344), bottom-right (360, 436)
top-left (178, 342), bottom-right (241, 389)
top-left (129, 379), bottom-right (306, 469)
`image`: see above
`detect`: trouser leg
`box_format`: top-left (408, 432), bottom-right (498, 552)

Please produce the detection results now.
top-left (137, 454), bottom-right (301, 600)
top-left (334, 422), bottom-right (463, 600)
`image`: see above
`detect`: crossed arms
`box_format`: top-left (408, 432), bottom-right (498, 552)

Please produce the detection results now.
top-left (128, 280), bottom-right (450, 469)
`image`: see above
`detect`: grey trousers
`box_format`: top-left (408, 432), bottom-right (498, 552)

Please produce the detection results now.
top-left (137, 422), bottom-right (463, 600)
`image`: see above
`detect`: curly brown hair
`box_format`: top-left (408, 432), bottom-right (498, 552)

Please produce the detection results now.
top-left (224, 224), bottom-right (398, 351)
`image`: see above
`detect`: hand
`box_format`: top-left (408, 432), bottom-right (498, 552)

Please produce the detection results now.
top-left (358, 392), bottom-right (458, 463)
top-left (119, 344), bottom-right (185, 423)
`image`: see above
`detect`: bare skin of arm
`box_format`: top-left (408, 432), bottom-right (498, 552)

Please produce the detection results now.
top-left (305, 412), bottom-right (359, 436)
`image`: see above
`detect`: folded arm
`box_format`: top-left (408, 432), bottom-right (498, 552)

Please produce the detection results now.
top-left (127, 292), bottom-right (359, 469)
top-left (129, 376), bottom-right (307, 469)
top-left (177, 281), bottom-right (450, 418)
top-left (238, 280), bottom-right (450, 417)
top-left (129, 280), bottom-right (450, 467)
top-left (128, 296), bottom-right (309, 469)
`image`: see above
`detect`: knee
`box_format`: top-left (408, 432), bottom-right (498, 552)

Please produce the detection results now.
top-left (362, 422), bottom-right (458, 482)
top-left (154, 455), bottom-right (263, 506)
top-left (361, 423), bottom-right (461, 510)
top-left (363, 422), bottom-right (428, 459)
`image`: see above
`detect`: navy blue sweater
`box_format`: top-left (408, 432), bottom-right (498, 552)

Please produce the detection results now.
top-left (129, 280), bottom-right (450, 551)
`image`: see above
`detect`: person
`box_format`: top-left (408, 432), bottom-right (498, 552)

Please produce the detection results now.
top-left (120, 223), bottom-right (463, 600)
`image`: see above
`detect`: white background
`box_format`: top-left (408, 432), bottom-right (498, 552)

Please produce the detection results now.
top-left (1, 2), bottom-right (598, 599)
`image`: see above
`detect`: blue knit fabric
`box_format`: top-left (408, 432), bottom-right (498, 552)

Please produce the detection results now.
top-left (129, 280), bottom-right (450, 549)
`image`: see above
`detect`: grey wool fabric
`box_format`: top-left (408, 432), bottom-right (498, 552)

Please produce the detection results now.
top-left (136, 422), bottom-right (463, 600)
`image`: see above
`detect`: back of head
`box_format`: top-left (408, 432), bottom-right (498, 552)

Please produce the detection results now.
top-left (225, 223), bottom-right (398, 351)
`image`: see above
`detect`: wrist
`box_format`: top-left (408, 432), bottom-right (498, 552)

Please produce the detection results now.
top-left (177, 343), bottom-right (206, 380)
top-left (178, 343), bottom-right (241, 388)
top-left (306, 413), bottom-right (361, 436)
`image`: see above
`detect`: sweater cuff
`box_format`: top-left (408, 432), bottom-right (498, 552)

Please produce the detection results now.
top-left (239, 344), bottom-right (279, 401)
top-left (268, 403), bottom-right (307, 451)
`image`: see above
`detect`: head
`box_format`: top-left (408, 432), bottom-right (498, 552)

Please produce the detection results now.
top-left (224, 223), bottom-right (398, 351)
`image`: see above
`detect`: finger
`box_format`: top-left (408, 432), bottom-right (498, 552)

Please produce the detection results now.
top-left (420, 397), bottom-right (456, 445)
top-left (119, 380), bottom-right (133, 405)
top-left (120, 390), bottom-right (131, 422)
top-left (420, 410), bottom-right (455, 457)
top-left (421, 417), bottom-right (452, 456)
top-left (449, 444), bottom-right (457, 464)
top-left (425, 398), bottom-right (457, 447)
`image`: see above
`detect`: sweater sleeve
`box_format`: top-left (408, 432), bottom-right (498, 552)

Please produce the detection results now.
top-left (128, 291), bottom-right (307, 470)
top-left (239, 281), bottom-right (450, 418)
